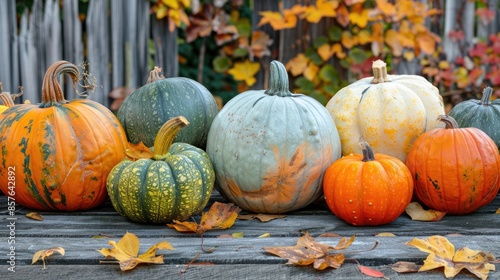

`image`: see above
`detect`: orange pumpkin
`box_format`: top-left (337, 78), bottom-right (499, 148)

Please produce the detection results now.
top-left (406, 115), bottom-right (500, 215)
top-left (0, 61), bottom-right (128, 211)
top-left (323, 140), bottom-right (414, 226)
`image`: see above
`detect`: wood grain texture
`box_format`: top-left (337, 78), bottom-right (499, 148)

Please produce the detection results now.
top-left (1, 193), bottom-right (499, 279)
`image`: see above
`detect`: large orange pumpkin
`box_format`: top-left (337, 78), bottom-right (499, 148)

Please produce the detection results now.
top-left (0, 61), bottom-right (128, 211)
top-left (323, 140), bottom-right (413, 226)
top-left (406, 115), bottom-right (500, 215)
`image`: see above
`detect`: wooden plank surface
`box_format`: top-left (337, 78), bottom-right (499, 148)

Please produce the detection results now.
top-left (1, 193), bottom-right (499, 279)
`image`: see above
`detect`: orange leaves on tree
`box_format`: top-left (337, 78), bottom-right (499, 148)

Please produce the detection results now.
top-left (167, 202), bottom-right (242, 235)
top-left (32, 247), bottom-right (65, 269)
top-left (258, 10), bottom-right (297, 30)
top-left (476, 8), bottom-right (495, 26)
top-left (318, 43), bottom-right (346, 61)
top-left (286, 54), bottom-right (310, 77)
top-left (151, 0), bottom-right (190, 32)
top-left (302, 0), bottom-right (338, 23)
top-left (405, 202), bottom-right (447, 222)
top-left (348, 8), bottom-right (369, 28)
top-left (228, 60), bottom-right (260, 87)
top-left (263, 232), bottom-right (355, 271)
top-left (98, 232), bottom-right (174, 271)
top-left (375, 0), bottom-right (396, 17)
top-left (407, 236), bottom-right (496, 280)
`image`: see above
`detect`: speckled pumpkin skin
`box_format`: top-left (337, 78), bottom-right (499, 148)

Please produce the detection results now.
top-left (326, 64), bottom-right (445, 162)
top-left (206, 61), bottom-right (342, 214)
top-left (106, 143), bottom-right (215, 223)
top-left (117, 77), bottom-right (219, 148)
top-left (323, 150), bottom-right (414, 226)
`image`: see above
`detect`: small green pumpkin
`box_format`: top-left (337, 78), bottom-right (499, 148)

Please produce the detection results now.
top-left (448, 86), bottom-right (500, 151)
top-left (117, 67), bottom-right (219, 148)
top-left (106, 116), bottom-right (215, 223)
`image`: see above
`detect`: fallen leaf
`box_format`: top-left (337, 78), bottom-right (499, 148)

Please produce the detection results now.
top-left (258, 233), bottom-right (271, 238)
top-left (26, 212), bottom-right (44, 221)
top-left (263, 232), bottom-right (354, 271)
top-left (168, 202), bottom-right (242, 235)
top-left (232, 232), bottom-right (244, 238)
top-left (125, 142), bottom-right (153, 160)
top-left (405, 202), bottom-right (446, 221)
top-left (391, 261), bottom-right (420, 273)
top-left (495, 208), bottom-right (500, 214)
top-left (217, 234), bottom-right (233, 238)
top-left (375, 232), bottom-right (396, 237)
top-left (319, 233), bottom-right (341, 237)
top-left (237, 213), bottom-right (286, 222)
top-left (32, 247), bottom-right (65, 269)
top-left (97, 232), bottom-right (174, 271)
top-left (358, 265), bottom-right (387, 278)
top-left (407, 235), bottom-right (496, 279)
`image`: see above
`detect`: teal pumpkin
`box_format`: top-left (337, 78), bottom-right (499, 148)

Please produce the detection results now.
top-left (117, 67), bottom-right (219, 148)
top-left (206, 60), bottom-right (342, 214)
top-left (106, 116), bottom-right (215, 223)
top-left (448, 86), bottom-right (500, 151)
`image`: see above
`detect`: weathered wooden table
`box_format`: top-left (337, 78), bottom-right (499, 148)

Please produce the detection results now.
top-left (1, 192), bottom-right (500, 279)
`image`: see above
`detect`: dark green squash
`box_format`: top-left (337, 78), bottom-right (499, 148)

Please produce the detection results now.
top-left (448, 86), bottom-right (500, 151)
top-left (117, 67), bottom-right (219, 148)
top-left (106, 116), bottom-right (215, 223)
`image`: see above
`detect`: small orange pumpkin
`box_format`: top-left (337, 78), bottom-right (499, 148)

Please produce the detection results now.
top-left (323, 140), bottom-right (413, 226)
top-left (406, 115), bottom-right (500, 215)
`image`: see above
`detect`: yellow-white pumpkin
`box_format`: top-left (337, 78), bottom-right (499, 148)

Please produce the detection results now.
top-left (325, 60), bottom-right (445, 161)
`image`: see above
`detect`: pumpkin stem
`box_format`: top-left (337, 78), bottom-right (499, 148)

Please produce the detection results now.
top-left (41, 61), bottom-right (80, 106)
top-left (438, 115), bottom-right (459, 129)
top-left (147, 66), bottom-right (165, 84)
top-left (480, 86), bottom-right (493, 105)
top-left (265, 60), bottom-right (292, 97)
top-left (359, 138), bottom-right (375, 162)
top-left (0, 83), bottom-right (17, 107)
top-left (153, 116), bottom-right (190, 159)
top-left (371, 60), bottom-right (390, 84)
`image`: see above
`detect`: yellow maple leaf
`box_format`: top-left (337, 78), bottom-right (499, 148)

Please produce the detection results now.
top-left (376, 0), bottom-right (396, 16)
top-left (98, 232), bottom-right (174, 271)
top-left (258, 10), bottom-right (297, 30)
top-left (385, 29), bottom-right (403, 56)
top-left (304, 63), bottom-right (320, 81)
top-left (341, 31), bottom-right (358, 49)
top-left (168, 202), bottom-right (242, 234)
top-left (162, 0), bottom-right (178, 9)
top-left (407, 236), bottom-right (496, 280)
top-left (318, 44), bottom-right (334, 61)
top-left (286, 54), bottom-right (310, 76)
top-left (32, 247), bottom-right (65, 269)
top-left (228, 60), bottom-right (260, 86)
top-left (348, 9), bottom-right (369, 28)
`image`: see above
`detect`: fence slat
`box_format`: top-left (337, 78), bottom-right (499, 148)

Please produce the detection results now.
top-left (63, 0), bottom-right (84, 99)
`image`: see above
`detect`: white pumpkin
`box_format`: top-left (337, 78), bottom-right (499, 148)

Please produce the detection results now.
top-left (325, 60), bottom-right (445, 161)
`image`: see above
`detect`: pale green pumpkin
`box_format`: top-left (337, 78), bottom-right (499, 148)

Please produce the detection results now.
top-left (106, 116), bottom-right (215, 223)
top-left (206, 60), bottom-right (341, 214)
top-left (325, 60), bottom-right (445, 162)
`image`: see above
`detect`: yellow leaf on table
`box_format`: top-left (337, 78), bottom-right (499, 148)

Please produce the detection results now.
top-left (496, 208), bottom-right (500, 214)
top-left (405, 202), bottom-right (446, 221)
top-left (26, 212), bottom-right (44, 221)
top-left (97, 232), bottom-right (174, 271)
top-left (407, 235), bottom-right (496, 280)
top-left (228, 60), bottom-right (260, 87)
top-left (168, 202), bottom-right (242, 234)
top-left (32, 247), bottom-right (65, 269)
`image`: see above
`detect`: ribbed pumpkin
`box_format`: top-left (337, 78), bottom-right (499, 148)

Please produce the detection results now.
top-left (0, 61), bottom-right (128, 210)
top-left (206, 60), bottom-right (342, 214)
top-left (323, 140), bottom-right (413, 226)
top-left (448, 86), bottom-right (500, 151)
top-left (325, 60), bottom-right (445, 162)
top-left (106, 116), bottom-right (215, 223)
top-left (117, 67), bottom-right (219, 148)
top-left (406, 115), bottom-right (500, 215)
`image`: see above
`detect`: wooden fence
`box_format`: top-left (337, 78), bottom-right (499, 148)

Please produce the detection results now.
top-left (0, 0), bottom-right (499, 108)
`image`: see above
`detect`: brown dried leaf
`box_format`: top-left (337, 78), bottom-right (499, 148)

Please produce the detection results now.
top-left (125, 142), bottom-right (153, 160)
top-left (375, 232), bottom-right (396, 237)
top-left (237, 213), bottom-right (286, 222)
top-left (32, 247), bottom-right (65, 269)
top-left (263, 232), bottom-right (354, 271)
top-left (495, 208), bottom-right (500, 214)
top-left (26, 212), bottom-right (44, 221)
top-left (405, 202), bottom-right (446, 221)
top-left (318, 232), bottom-right (341, 237)
top-left (168, 202), bottom-right (242, 234)
top-left (217, 234), bottom-right (233, 238)
top-left (391, 261), bottom-right (420, 273)
top-left (407, 235), bottom-right (496, 280)
top-left (97, 232), bottom-right (174, 271)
